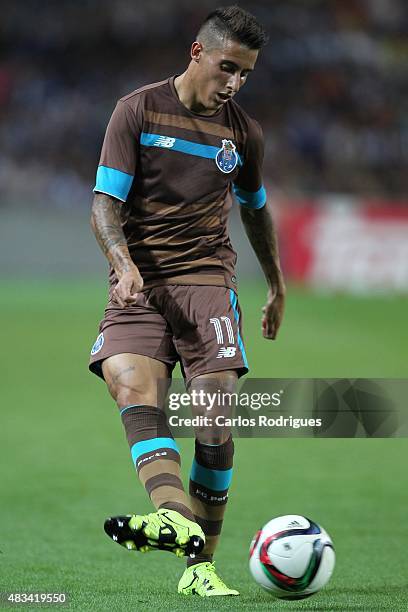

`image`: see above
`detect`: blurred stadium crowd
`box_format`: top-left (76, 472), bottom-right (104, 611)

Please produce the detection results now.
top-left (1, 0), bottom-right (408, 210)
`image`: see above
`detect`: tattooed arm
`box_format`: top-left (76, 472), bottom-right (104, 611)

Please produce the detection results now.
top-left (91, 193), bottom-right (143, 307)
top-left (240, 203), bottom-right (285, 340)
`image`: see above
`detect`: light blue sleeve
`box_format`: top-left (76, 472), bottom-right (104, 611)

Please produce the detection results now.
top-left (233, 184), bottom-right (266, 209)
top-left (94, 165), bottom-right (134, 202)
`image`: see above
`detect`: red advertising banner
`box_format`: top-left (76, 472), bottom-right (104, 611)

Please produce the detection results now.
top-left (278, 200), bottom-right (408, 292)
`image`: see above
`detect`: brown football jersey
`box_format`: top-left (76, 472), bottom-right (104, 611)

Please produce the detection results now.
top-left (94, 76), bottom-right (266, 291)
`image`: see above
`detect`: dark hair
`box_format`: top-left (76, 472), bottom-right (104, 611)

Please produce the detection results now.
top-left (197, 5), bottom-right (268, 50)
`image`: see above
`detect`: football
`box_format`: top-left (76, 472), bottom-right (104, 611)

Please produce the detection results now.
top-left (249, 515), bottom-right (335, 599)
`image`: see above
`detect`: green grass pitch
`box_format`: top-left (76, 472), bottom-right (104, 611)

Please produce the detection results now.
top-left (1, 280), bottom-right (407, 610)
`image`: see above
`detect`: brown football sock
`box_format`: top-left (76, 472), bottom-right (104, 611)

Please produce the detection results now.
top-left (187, 435), bottom-right (234, 566)
top-left (120, 404), bottom-right (194, 521)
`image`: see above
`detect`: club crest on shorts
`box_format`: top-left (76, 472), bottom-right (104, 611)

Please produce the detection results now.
top-left (91, 332), bottom-right (104, 355)
top-left (215, 139), bottom-right (238, 174)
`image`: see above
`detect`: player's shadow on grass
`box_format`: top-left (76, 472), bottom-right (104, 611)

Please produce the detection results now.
top-left (299, 607), bottom-right (385, 611)
top-left (296, 585), bottom-right (407, 611)
top-left (251, 585), bottom-right (406, 610)
top-left (333, 585), bottom-right (408, 595)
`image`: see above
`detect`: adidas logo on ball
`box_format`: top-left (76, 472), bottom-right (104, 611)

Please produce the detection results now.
top-left (287, 520), bottom-right (301, 528)
top-left (249, 514), bottom-right (335, 600)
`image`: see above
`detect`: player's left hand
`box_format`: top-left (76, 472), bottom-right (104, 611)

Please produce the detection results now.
top-left (261, 287), bottom-right (285, 340)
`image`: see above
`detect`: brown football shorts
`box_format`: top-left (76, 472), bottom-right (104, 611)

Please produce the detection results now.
top-left (89, 285), bottom-right (248, 384)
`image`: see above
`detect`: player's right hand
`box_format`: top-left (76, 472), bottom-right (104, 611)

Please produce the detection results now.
top-left (261, 287), bottom-right (285, 340)
top-left (113, 268), bottom-right (144, 308)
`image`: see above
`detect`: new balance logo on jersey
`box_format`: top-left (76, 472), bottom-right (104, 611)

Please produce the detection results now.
top-left (153, 136), bottom-right (175, 148)
top-left (217, 347), bottom-right (237, 359)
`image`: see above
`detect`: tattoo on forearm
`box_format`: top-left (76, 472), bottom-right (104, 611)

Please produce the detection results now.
top-left (240, 205), bottom-right (284, 291)
top-left (91, 194), bottom-right (133, 273)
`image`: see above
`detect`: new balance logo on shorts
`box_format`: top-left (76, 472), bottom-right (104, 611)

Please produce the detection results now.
top-left (217, 347), bottom-right (237, 359)
top-left (153, 136), bottom-right (175, 148)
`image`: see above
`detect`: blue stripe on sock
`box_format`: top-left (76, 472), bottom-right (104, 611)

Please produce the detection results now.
top-left (120, 404), bottom-right (143, 416)
top-left (191, 459), bottom-right (233, 491)
top-left (229, 289), bottom-right (249, 369)
top-left (130, 437), bottom-right (179, 465)
top-left (200, 442), bottom-right (223, 446)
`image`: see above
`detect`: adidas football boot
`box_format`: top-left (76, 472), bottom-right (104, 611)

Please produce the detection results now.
top-left (104, 508), bottom-right (205, 558)
top-left (178, 562), bottom-right (239, 596)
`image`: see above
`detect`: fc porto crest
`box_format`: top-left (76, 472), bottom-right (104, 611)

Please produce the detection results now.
top-left (215, 139), bottom-right (238, 174)
top-left (91, 332), bottom-right (104, 356)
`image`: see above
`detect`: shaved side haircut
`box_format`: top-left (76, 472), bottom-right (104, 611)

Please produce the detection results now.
top-left (197, 5), bottom-right (268, 51)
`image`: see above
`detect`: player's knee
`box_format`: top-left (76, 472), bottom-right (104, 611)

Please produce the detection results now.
top-left (190, 370), bottom-right (238, 394)
top-left (102, 356), bottom-right (164, 408)
top-left (113, 384), bottom-right (157, 409)
top-left (104, 375), bottom-right (158, 408)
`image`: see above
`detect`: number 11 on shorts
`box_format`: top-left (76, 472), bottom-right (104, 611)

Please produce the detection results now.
top-left (209, 317), bottom-right (237, 358)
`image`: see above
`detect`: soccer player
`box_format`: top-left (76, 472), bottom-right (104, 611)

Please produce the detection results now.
top-left (89, 5), bottom-right (285, 597)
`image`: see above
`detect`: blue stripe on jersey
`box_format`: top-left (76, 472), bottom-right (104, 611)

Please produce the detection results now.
top-left (233, 184), bottom-right (266, 209)
top-left (230, 289), bottom-right (249, 369)
top-left (140, 132), bottom-right (243, 165)
top-left (130, 437), bottom-right (179, 466)
top-left (94, 165), bottom-right (134, 202)
top-left (191, 459), bottom-right (233, 491)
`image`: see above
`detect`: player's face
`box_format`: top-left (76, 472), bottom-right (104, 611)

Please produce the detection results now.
top-left (193, 39), bottom-right (258, 112)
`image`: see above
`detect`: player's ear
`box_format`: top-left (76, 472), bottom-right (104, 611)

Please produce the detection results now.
top-left (191, 41), bottom-right (202, 63)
